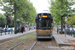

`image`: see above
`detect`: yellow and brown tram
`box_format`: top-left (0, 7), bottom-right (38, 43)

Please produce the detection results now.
top-left (35, 13), bottom-right (53, 40)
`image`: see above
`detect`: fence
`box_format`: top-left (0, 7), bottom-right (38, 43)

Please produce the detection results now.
top-left (0, 26), bottom-right (35, 36)
top-left (0, 29), bottom-right (14, 36)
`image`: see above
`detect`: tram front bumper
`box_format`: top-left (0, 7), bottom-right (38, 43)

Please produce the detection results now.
top-left (36, 33), bottom-right (52, 38)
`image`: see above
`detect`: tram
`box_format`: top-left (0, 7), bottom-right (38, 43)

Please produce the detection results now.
top-left (35, 13), bottom-right (53, 40)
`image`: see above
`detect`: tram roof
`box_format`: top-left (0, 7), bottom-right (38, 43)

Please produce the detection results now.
top-left (37, 13), bottom-right (52, 15)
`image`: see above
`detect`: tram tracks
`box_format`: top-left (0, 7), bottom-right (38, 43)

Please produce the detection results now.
top-left (8, 34), bottom-right (36, 50)
top-left (30, 38), bottom-right (57, 50)
top-left (29, 38), bottom-right (75, 50)
top-left (8, 37), bottom-right (57, 50)
top-left (0, 32), bottom-right (35, 46)
top-left (0, 32), bottom-right (36, 50)
top-left (0, 33), bottom-right (57, 50)
top-left (30, 41), bottom-right (37, 50)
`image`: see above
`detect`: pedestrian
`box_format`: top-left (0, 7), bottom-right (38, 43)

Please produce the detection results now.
top-left (21, 26), bottom-right (24, 33)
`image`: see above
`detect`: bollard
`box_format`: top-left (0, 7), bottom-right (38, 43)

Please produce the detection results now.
top-left (71, 32), bottom-right (72, 36)
top-left (74, 31), bottom-right (75, 37)
top-left (65, 29), bottom-right (66, 37)
top-left (0, 30), bottom-right (1, 35)
top-left (1, 30), bottom-right (2, 36)
top-left (5, 28), bottom-right (6, 35)
top-left (8, 31), bottom-right (10, 34)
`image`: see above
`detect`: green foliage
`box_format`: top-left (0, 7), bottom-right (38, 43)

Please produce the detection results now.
top-left (9, 17), bottom-right (14, 26)
top-left (67, 15), bottom-right (75, 25)
top-left (0, 14), bottom-right (14, 26)
top-left (0, 14), bottom-right (6, 25)
top-left (1, 0), bottom-right (36, 25)
top-left (49, 0), bottom-right (75, 24)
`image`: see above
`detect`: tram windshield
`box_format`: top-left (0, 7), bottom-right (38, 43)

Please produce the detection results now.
top-left (39, 20), bottom-right (51, 29)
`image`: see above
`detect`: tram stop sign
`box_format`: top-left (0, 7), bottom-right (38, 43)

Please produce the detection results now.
top-left (65, 17), bottom-right (68, 22)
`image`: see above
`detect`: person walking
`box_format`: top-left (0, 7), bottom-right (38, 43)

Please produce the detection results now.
top-left (21, 26), bottom-right (24, 33)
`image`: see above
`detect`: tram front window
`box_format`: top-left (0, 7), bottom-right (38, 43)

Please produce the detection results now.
top-left (39, 20), bottom-right (51, 29)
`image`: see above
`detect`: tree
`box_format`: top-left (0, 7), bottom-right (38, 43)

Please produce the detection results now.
top-left (0, 14), bottom-right (14, 27)
top-left (49, 0), bottom-right (75, 33)
top-left (5, 15), bottom-right (11, 25)
top-left (0, 14), bottom-right (6, 25)
top-left (67, 15), bottom-right (75, 25)
top-left (49, 0), bottom-right (75, 24)
top-left (1, 0), bottom-right (36, 24)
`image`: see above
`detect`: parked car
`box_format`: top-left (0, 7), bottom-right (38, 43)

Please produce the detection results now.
top-left (11, 27), bottom-right (14, 31)
top-left (2, 28), bottom-right (6, 32)
top-left (2, 28), bottom-right (13, 32)
top-left (7, 28), bottom-right (13, 31)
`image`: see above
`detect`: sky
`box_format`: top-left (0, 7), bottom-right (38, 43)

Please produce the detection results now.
top-left (0, 0), bottom-right (75, 14)
top-left (0, 0), bottom-right (50, 14)
top-left (30, 0), bottom-right (50, 13)
top-left (0, 6), bottom-right (5, 14)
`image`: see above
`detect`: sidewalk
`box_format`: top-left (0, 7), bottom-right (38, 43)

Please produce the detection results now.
top-left (53, 29), bottom-right (75, 46)
top-left (0, 30), bottom-right (35, 43)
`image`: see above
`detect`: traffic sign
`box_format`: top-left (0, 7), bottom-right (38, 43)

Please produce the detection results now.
top-left (65, 17), bottom-right (68, 22)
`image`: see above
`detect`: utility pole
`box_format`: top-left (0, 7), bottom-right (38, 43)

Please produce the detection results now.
top-left (14, 2), bottom-right (17, 34)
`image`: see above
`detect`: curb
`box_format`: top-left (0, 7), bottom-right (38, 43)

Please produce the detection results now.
top-left (53, 35), bottom-right (72, 47)
top-left (0, 30), bottom-right (35, 43)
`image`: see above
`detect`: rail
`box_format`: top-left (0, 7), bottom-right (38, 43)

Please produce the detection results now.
top-left (30, 41), bottom-right (37, 50)
top-left (8, 34), bottom-right (35, 50)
